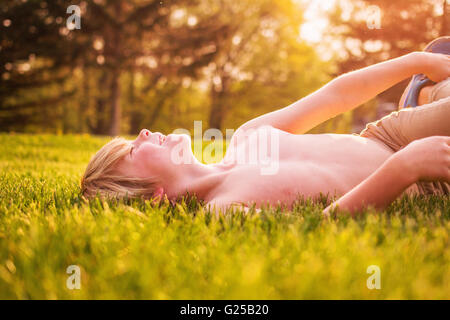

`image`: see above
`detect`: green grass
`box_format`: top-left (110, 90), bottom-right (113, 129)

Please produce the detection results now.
top-left (0, 133), bottom-right (449, 299)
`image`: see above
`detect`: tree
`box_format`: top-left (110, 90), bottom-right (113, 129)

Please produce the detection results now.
top-left (327, 0), bottom-right (449, 102)
top-left (0, 0), bottom-right (331, 135)
top-left (0, 0), bottom-right (76, 132)
top-left (0, 0), bottom-right (230, 135)
top-left (197, 0), bottom-right (329, 130)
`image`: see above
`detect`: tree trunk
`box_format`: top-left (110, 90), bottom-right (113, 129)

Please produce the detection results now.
top-left (209, 92), bottom-right (224, 130)
top-left (109, 68), bottom-right (121, 136)
top-left (208, 75), bottom-right (231, 130)
top-left (79, 66), bottom-right (90, 133)
top-left (88, 71), bottom-right (108, 135)
top-left (129, 72), bottom-right (142, 134)
top-left (108, 0), bottom-right (123, 136)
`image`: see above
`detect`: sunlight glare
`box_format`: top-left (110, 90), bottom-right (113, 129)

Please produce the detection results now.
top-left (299, 0), bottom-right (336, 43)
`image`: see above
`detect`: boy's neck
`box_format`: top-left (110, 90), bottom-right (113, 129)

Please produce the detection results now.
top-left (164, 161), bottom-right (232, 202)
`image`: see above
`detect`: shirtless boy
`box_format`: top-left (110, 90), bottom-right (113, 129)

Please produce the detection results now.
top-left (81, 49), bottom-right (450, 216)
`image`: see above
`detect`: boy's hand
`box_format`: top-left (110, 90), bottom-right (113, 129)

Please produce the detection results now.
top-left (394, 136), bottom-right (450, 183)
top-left (416, 52), bottom-right (450, 83)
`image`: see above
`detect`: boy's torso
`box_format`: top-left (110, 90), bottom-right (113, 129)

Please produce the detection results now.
top-left (210, 126), bottom-right (396, 207)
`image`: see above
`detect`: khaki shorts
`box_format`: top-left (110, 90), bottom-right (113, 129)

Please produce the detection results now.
top-left (359, 82), bottom-right (450, 196)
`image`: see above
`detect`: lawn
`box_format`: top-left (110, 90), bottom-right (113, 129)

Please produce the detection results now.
top-left (0, 133), bottom-right (449, 299)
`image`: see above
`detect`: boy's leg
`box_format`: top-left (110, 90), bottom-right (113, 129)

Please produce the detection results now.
top-left (359, 95), bottom-right (450, 195)
top-left (428, 78), bottom-right (450, 102)
top-left (360, 95), bottom-right (450, 151)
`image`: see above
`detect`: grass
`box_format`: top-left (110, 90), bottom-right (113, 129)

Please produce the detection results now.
top-left (0, 133), bottom-right (449, 299)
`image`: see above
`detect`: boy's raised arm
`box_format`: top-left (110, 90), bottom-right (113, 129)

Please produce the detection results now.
top-left (238, 52), bottom-right (450, 135)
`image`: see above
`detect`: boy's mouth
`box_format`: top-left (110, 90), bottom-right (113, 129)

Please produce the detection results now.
top-left (158, 135), bottom-right (166, 145)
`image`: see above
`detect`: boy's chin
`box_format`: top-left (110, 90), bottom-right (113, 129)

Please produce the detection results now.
top-left (177, 134), bottom-right (192, 149)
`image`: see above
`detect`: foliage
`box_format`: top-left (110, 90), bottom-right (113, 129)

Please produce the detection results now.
top-left (207, 0), bottom-right (333, 131)
top-left (327, 0), bottom-right (449, 104)
top-left (0, 0), bottom-right (232, 135)
top-left (0, 134), bottom-right (449, 299)
top-left (321, 0), bottom-right (449, 130)
top-left (328, 0), bottom-right (448, 72)
top-left (0, 0), bottom-right (332, 135)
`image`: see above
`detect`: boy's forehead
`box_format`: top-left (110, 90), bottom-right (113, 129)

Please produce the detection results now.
top-left (114, 148), bottom-right (146, 177)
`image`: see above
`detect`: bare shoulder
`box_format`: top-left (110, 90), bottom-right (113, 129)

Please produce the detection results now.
top-left (232, 122), bottom-right (276, 139)
top-left (225, 123), bottom-right (278, 161)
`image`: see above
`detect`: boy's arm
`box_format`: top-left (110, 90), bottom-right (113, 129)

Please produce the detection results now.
top-left (239, 52), bottom-right (450, 135)
top-left (323, 136), bottom-right (450, 216)
top-left (323, 154), bottom-right (414, 217)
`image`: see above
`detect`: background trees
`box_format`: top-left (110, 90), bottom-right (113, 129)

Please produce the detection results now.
top-left (1, 0), bottom-right (234, 135)
top-left (325, 0), bottom-right (449, 130)
top-left (0, 0), bottom-right (447, 135)
top-left (195, 0), bottom-right (329, 131)
top-left (0, 0), bottom-right (330, 135)
top-left (329, 0), bottom-right (448, 72)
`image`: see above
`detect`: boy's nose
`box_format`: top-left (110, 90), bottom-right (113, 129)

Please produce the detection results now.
top-left (139, 129), bottom-right (150, 138)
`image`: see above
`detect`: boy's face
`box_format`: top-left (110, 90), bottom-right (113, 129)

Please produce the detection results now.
top-left (115, 129), bottom-right (194, 182)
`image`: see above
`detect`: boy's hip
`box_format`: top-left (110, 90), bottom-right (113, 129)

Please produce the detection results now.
top-left (359, 95), bottom-right (450, 195)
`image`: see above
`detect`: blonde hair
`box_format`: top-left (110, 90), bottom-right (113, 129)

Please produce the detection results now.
top-left (81, 137), bottom-right (157, 199)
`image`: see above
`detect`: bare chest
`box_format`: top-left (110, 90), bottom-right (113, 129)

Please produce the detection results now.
top-left (217, 126), bottom-right (394, 206)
